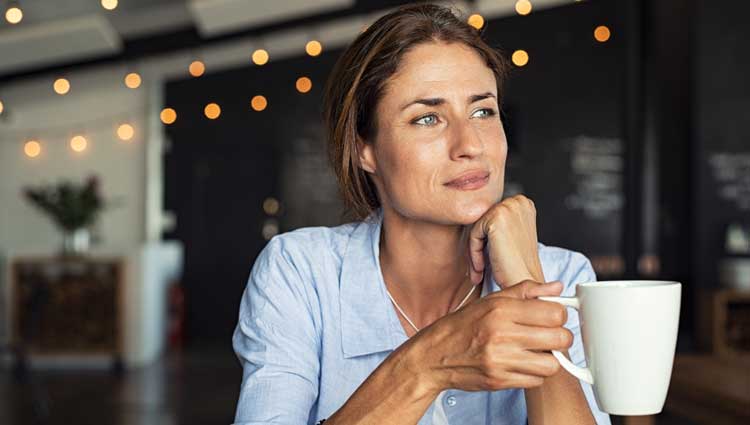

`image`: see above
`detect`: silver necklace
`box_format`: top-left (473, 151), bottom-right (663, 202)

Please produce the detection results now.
top-left (385, 279), bottom-right (479, 333)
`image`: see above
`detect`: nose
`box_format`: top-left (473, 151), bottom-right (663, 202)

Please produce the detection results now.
top-left (448, 119), bottom-right (484, 160)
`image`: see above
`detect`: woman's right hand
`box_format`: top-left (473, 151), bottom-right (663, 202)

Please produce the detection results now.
top-left (405, 279), bottom-right (573, 392)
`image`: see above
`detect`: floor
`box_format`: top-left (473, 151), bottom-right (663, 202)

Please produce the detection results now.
top-left (1, 347), bottom-right (241, 425)
top-left (0, 347), bottom-right (697, 425)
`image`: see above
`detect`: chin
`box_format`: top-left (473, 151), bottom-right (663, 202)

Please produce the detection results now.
top-left (447, 198), bottom-right (498, 225)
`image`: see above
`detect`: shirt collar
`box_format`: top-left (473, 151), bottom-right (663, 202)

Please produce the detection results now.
top-left (339, 209), bottom-right (502, 358)
top-left (340, 209), bottom-right (406, 358)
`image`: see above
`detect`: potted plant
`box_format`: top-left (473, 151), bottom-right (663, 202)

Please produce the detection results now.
top-left (22, 175), bottom-right (111, 256)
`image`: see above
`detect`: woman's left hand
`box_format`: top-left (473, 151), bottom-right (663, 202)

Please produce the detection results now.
top-left (467, 195), bottom-right (544, 288)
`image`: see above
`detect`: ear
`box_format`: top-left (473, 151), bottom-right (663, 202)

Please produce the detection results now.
top-left (357, 136), bottom-right (377, 174)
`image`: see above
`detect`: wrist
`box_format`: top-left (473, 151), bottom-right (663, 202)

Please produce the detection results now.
top-left (392, 337), bottom-right (445, 400)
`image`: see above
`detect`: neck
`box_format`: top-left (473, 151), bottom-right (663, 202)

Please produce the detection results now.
top-left (378, 207), bottom-right (479, 329)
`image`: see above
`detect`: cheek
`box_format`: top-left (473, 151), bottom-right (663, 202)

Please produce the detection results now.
top-left (380, 142), bottom-right (440, 194)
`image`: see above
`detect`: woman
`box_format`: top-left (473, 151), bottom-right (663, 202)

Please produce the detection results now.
top-left (233, 4), bottom-right (610, 424)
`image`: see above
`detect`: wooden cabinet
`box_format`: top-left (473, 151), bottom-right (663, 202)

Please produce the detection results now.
top-left (9, 256), bottom-right (124, 362)
top-left (698, 289), bottom-right (750, 359)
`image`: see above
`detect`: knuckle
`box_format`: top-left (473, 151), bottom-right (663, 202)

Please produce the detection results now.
top-left (519, 280), bottom-right (539, 298)
top-left (478, 350), bottom-right (496, 372)
top-left (519, 280), bottom-right (536, 291)
top-left (489, 295), bottom-right (513, 313)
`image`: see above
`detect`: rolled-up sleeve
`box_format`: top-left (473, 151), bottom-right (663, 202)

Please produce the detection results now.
top-left (562, 253), bottom-right (612, 425)
top-left (232, 237), bottom-right (321, 425)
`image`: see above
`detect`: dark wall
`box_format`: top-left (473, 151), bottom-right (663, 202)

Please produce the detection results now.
top-left (693, 0), bottom-right (750, 290)
top-left (486, 1), bottom-right (626, 262)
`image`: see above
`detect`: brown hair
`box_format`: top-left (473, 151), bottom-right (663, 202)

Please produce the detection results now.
top-left (323, 2), bottom-right (509, 220)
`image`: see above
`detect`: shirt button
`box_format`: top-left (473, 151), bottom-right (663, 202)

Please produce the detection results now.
top-left (446, 395), bottom-right (457, 407)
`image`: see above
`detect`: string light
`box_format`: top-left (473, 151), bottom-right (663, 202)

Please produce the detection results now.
top-left (189, 60), bottom-right (205, 77)
top-left (512, 50), bottom-right (529, 66)
top-left (5, 5), bottom-right (22, 24)
top-left (70, 135), bottom-right (88, 152)
top-left (296, 77), bottom-right (312, 93)
top-left (251, 95), bottom-right (267, 111)
top-left (24, 140), bottom-right (41, 158)
top-left (54, 78), bottom-right (70, 95)
top-left (204, 103), bottom-right (221, 119)
top-left (467, 14), bottom-right (484, 30)
top-left (101, 0), bottom-right (118, 11)
top-left (594, 25), bottom-right (611, 42)
top-left (124, 72), bottom-right (142, 89)
top-left (263, 197), bottom-right (280, 215)
top-left (117, 123), bottom-right (134, 141)
top-left (515, 0), bottom-right (532, 15)
top-left (252, 49), bottom-right (269, 65)
top-left (305, 40), bottom-right (322, 57)
top-left (160, 108), bottom-right (177, 124)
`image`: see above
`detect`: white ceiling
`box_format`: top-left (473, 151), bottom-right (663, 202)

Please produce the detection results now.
top-left (189, 0), bottom-right (355, 37)
top-left (0, 0), bottom-right (574, 79)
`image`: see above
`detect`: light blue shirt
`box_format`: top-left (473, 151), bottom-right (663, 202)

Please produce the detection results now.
top-left (232, 209), bottom-right (611, 425)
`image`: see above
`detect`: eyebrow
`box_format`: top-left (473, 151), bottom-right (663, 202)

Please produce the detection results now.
top-left (400, 92), bottom-right (496, 111)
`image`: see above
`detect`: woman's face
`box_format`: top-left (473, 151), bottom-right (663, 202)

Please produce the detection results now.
top-left (359, 41), bottom-right (507, 226)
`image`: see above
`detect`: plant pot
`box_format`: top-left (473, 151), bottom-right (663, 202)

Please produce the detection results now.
top-left (62, 228), bottom-right (91, 256)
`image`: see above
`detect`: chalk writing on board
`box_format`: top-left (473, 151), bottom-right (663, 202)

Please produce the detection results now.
top-left (709, 152), bottom-right (750, 211)
top-left (564, 135), bottom-right (624, 219)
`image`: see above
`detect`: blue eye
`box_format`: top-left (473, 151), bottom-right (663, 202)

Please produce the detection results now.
top-left (413, 114), bottom-right (438, 126)
top-left (472, 108), bottom-right (496, 118)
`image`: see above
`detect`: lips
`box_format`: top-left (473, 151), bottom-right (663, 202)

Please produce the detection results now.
top-left (444, 170), bottom-right (490, 190)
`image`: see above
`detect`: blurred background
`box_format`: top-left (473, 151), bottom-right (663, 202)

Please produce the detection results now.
top-left (0, 0), bottom-right (748, 424)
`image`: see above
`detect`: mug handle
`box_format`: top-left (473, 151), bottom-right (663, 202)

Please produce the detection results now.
top-left (537, 296), bottom-right (594, 385)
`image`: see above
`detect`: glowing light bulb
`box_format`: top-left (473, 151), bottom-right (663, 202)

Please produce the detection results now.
top-left (263, 197), bottom-right (280, 215)
top-left (594, 25), bottom-right (611, 42)
top-left (5, 7), bottom-right (22, 24)
top-left (296, 77), bottom-right (312, 93)
top-left (515, 0), bottom-right (532, 15)
top-left (160, 108), bottom-right (177, 124)
top-left (189, 60), bottom-right (205, 77)
top-left (125, 72), bottom-right (141, 89)
top-left (70, 135), bottom-right (87, 152)
top-left (252, 49), bottom-right (269, 65)
top-left (512, 50), bottom-right (529, 67)
top-left (204, 103), bottom-right (221, 119)
top-left (305, 40), bottom-right (322, 57)
top-left (117, 124), bottom-right (134, 141)
top-left (251, 95), bottom-right (267, 111)
top-left (54, 78), bottom-right (70, 95)
top-left (467, 14), bottom-right (484, 30)
top-left (101, 0), bottom-right (118, 11)
top-left (24, 140), bottom-right (41, 158)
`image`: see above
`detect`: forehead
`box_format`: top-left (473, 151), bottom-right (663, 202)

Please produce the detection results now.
top-left (383, 41), bottom-right (497, 99)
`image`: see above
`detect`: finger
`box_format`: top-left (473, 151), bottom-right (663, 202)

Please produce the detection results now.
top-left (507, 351), bottom-right (562, 378)
top-left (467, 217), bottom-right (489, 283)
top-left (526, 281), bottom-right (563, 299)
top-left (502, 298), bottom-right (568, 327)
top-left (497, 280), bottom-right (562, 300)
top-left (512, 323), bottom-right (574, 351)
top-left (483, 372), bottom-right (545, 391)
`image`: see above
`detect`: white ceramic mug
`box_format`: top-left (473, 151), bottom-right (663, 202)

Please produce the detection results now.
top-left (539, 280), bottom-right (681, 416)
